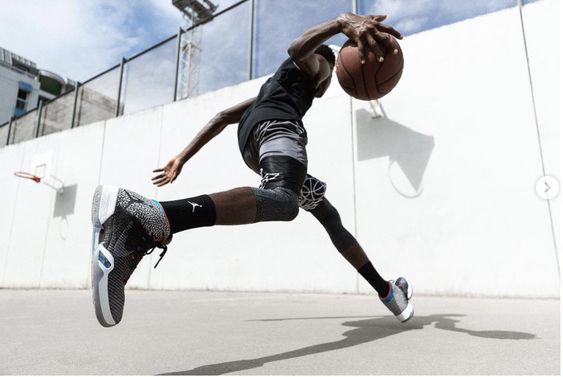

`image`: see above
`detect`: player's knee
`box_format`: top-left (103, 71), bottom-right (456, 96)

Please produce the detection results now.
top-left (271, 187), bottom-right (300, 221)
top-left (299, 175), bottom-right (327, 211)
top-left (252, 186), bottom-right (299, 222)
top-left (309, 199), bottom-right (336, 223)
top-left (284, 196), bottom-right (300, 221)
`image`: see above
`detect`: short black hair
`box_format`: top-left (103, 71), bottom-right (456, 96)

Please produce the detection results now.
top-left (315, 44), bottom-right (335, 66)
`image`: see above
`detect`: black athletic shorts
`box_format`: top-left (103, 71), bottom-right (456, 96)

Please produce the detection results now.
top-left (241, 119), bottom-right (308, 174)
top-left (241, 120), bottom-right (327, 211)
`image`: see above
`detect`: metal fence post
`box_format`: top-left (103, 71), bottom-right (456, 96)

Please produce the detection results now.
top-left (248, 0), bottom-right (255, 80)
top-left (7, 117), bottom-right (13, 145)
top-left (70, 82), bottom-right (80, 129)
top-left (35, 101), bottom-right (44, 137)
top-left (174, 27), bottom-right (183, 101)
top-left (115, 57), bottom-right (126, 117)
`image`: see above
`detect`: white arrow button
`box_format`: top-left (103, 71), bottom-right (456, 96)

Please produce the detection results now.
top-left (536, 175), bottom-right (559, 200)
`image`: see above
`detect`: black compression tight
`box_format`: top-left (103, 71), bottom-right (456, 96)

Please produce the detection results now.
top-left (309, 199), bottom-right (356, 253)
top-left (309, 198), bottom-right (389, 296)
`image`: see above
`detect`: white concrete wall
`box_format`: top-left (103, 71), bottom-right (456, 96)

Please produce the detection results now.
top-left (353, 1), bottom-right (560, 297)
top-left (0, 0), bottom-right (559, 297)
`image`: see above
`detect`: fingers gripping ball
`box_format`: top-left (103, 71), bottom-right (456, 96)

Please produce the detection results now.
top-left (299, 175), bottom-right (327, 211)
top-left (336, 35), bottom-right (404, 100)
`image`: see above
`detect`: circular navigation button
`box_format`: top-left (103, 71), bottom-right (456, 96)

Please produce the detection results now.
top-left (535, 175), bottom-right (560, 200)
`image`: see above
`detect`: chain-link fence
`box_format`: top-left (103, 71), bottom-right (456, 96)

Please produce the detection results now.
top-left (0, 0), bottom-right (525, 147)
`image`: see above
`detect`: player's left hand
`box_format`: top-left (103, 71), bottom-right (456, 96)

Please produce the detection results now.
top-left (152, 156), bottom-right (184, 186)
top-left (338, 13), bottom-right (403, 64)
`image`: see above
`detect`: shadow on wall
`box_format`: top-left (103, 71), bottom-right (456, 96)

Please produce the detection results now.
top-left (53, 184), bottom-right (77, 218)
top-left (161, 314), bottom-right (535, 375)
top-left (355, 108), bottom-right (435, 198)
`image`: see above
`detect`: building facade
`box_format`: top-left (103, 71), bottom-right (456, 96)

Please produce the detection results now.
top-left (0, 47), bottom-right (73, 125)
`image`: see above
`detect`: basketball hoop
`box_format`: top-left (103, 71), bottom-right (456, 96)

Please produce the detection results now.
top-left (14, 171), bottom-right (41, 183)
top-left (14, 171), bottom-right (64, 194)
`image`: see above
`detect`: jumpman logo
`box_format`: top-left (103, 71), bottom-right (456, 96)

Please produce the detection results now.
top-left (187, 201), bottom-right (203, 213)
top-left (259, 168), bottom-right (281, 189)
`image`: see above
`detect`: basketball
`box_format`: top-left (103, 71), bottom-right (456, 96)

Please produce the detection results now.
top-left (335, 35), bottom-right (404, 100)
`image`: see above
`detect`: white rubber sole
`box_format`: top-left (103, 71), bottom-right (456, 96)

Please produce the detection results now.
top-left (91, 185), bottom-right (119, 327)
top-left (394, 278), bottom-right (414, 323)
top-left (397, 303), bottom-right (414, 323)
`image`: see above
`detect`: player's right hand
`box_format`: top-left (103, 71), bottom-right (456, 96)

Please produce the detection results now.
top-left (152, 156), bottom-right (184, 187)
top-left (337, 12), bottom-right (403, 64)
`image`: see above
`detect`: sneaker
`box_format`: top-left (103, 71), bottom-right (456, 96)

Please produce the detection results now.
top-left (380, 277), bottom-right (414, 322)
top-left (91, 185), bottom-right (171, 327)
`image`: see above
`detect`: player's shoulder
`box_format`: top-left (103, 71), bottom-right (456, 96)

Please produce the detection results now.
top-left (285, 56), bottom-right (321, 83)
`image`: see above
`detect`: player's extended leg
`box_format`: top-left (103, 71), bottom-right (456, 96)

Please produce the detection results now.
top-left (159, 154), bottom-right (307, 231)
top-left (308, 197), bottom-right (388, 294)
top-left (91, 156), bottom-right (306, 327)
top-left (160, 119), bottom-right (309, 229)
top-left (299, 175), bottom-right (413, 322)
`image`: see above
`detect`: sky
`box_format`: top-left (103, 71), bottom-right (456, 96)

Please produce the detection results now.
top-left (0, 0), bottom-right (184, 81)
top-left (0, 0), bottom-right (526, 83)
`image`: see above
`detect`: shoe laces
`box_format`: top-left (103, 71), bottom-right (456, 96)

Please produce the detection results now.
top-left (124, 234), bottom-right (169, 284)
top-left (146, 242), bottom-right (168, 268)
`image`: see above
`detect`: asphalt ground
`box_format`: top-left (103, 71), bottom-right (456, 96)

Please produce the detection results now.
top-left (0, 289), bottom-right (559, 375)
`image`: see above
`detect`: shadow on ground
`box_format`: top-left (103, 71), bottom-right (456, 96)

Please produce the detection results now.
top-left (160, 314), bottom-right (535, 375)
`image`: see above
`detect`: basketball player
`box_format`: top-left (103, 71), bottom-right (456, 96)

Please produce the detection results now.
top-left (91, 12), bottom-right (412, 327)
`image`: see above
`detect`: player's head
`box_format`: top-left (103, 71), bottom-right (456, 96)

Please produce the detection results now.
top-left (315, 44), bottom-right (336, 69)
top-left (314, 44), bottom-right (335, 97)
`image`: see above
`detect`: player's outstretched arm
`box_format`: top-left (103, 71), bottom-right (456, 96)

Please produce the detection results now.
top-left (288, 12), bottom-right (403, 77)
top-left (152, 96), bottom-right (256, 187)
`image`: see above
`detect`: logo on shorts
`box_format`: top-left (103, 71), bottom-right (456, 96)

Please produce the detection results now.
top-left (259, 169), bottom-right (281, 189)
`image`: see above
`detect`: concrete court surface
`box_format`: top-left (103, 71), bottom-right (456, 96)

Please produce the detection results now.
top-left (0, 289), bottom-right (559, 375)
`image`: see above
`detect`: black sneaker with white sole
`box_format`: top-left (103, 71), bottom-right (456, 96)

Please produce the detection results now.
top-left (91, 185), bottom-right (171, 327)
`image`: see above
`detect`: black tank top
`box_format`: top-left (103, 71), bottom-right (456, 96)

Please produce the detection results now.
top-left (238, 58), bottom-right (315, 153)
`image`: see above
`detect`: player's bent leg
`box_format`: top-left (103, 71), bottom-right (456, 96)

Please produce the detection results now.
top-left (307, 197), bottom-right (358, 258)
top-left (300, 180), bottom-right (367, 269)
top-left (308, 198), bottom-right (388, 296)
top-left (300, 175), bottom-right (413, 322)
top-left (91, 185), bottom-right (171, 327)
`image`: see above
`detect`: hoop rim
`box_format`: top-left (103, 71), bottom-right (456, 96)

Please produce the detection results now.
top-left (14, 171), bottom-right (41, 183)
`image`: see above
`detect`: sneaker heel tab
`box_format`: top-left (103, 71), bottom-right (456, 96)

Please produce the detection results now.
top-left (380, 282), bottom-right (394, 303)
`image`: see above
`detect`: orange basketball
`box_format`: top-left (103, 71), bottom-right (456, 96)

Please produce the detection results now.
top-left (335, 36), bottom-right (404, 100)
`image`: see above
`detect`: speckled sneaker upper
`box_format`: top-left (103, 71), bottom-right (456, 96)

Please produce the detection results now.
top-left (91, 185), bottom-right (171, 327)
top-left (380, 277), bottom-right (414, 323)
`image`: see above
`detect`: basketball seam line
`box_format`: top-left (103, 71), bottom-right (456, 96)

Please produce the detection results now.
top-left (376, 62), bottom-right (404, 94)
top-left (360, 59), bottom-right (371, 100)
top-left (339, 58), bottom-right (358, 98)
top-left (373, 50), bottom-right (387, 96)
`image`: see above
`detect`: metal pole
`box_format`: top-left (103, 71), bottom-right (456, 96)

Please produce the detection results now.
top-left (70, 82), bottom-right (80, 129)
top-left (352, 0), bottom-right (358, 14)
top-left (115, 57), bottom-right (126, 117)
top-left (185, 29), bottom-right (193, 98)
top-left (248, 0), bottom-right (255, 80)
top-left (7, 117), bottom-right (13, 145)
top-left (35, 101), bottom-right (44, 137)
top-left (174, 27), bottom-right (183, 101)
